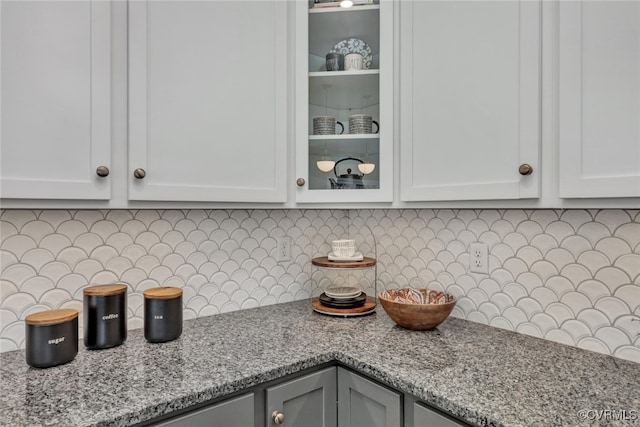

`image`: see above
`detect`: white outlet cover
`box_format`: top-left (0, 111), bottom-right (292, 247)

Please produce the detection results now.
top-left (277, 237), bottom-right (291, 262)
top-left (469, 242), bottom-right (488, 274)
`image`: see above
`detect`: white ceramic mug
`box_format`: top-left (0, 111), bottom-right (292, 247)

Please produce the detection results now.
top-left (313, 116), bottom-right (345, 135)
top-left (345, 53), bottom-right (364, 71)
top-left (349, 114), bottom-right (379, 134)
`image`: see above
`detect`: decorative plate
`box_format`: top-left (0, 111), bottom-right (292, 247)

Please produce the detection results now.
top-left (329, 38), bottom-right (373, 70)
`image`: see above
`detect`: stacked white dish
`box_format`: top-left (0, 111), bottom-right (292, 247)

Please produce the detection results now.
top-left (325, 286), bottom-right (361, 299)
top-left (320, 286), bottom-right (365, 309)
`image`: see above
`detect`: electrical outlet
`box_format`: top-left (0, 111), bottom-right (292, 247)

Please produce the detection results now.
top-left (277, 237), bottom-right (290, 262)
top-left (469, 242), bottom-right (488, 274)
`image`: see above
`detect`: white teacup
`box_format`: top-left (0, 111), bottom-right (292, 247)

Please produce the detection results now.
top-left (345, 53), bottom-right (364, 71)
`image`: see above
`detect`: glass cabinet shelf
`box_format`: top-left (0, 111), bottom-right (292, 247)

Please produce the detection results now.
top-left (309, 71), bottom-right (379, 109)
top-left (309, 134), bottom-right (379, 140)
top-left (309, 70), bottom-right (379, 77)
top-left (309, 138), bottom-right (379, 158)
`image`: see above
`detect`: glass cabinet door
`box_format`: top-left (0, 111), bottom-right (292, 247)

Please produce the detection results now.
top-left (295, 0), bottom-right (393, 203)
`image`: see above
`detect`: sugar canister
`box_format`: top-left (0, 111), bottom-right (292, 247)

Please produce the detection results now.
top-left (25, 308), bottom-right (79, 368)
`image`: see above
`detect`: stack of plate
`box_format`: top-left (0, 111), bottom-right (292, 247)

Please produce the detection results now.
top-left (319, 286), bottom-right (365, 309)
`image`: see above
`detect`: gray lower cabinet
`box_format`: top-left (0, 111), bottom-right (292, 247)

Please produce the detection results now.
top-left (337, 367), bottom-right (402, 427)
top-left (152, 393), bottom-right (254, 427)
top-left (266, 367), bottom-right (337, 427)
top-left (143, 366), bottom-right (470, 427)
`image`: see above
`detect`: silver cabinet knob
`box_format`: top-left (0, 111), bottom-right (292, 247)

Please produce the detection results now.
top-left (96, 166), bottom-right (110, 177)
top-left (296, 178), bottom-right (305, 187)
top-left (272, 411), bottom-right (285, 425)
top-left (519, 163), bottom-right (533, 176)
top-left (133, 168), bottom-right (146, 179)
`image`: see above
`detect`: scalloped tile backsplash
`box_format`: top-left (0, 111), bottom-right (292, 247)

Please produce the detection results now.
top-left (1, 209), bottom-right (639, 363)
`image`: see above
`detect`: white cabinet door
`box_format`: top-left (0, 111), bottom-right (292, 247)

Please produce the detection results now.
top-left (558, 1), bottom-right (640, 198)
top-left (399, 1), bottom-right (540, 201)
top-left (0, 0), bottom-right (111, 200)
top-left (128, 1), bottom-right (287, 202)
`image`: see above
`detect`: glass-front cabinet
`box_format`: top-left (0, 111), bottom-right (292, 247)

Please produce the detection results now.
top-left (295, 0), bottom-right (393, 203)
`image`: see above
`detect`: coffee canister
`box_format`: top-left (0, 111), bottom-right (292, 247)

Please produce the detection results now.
top-left (25, 308), bottom-right (78, 368)
top-left (83, 284), bottom-right (127, 349)
top-left (143, 287), bottom-right (183, 343)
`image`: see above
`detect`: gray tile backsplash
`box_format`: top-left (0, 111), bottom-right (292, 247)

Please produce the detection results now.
top-left (1, 208), bottom-right (639, 363)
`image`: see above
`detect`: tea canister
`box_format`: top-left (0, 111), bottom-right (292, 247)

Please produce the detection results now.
top-left (25, 308), bottom-right (78, 368)
top-left (143, 287), bottom-right (183, 343)
top-left (83, 284), bottom-right (128, 349)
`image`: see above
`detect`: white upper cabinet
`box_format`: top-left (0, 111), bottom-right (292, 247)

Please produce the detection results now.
top-left (399, 1), bottom-right (541, 201)
top-left (128, 0), bottom-right (288, 203)
top-left (0, 0), bottom-right (111, 200)
top-left (294, 1), bottom-right (394, 203)
top-left (558, 1), bottom-right (640, 198)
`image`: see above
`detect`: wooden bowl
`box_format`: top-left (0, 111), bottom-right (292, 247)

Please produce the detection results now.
top-left (378, 289), bottom-right (456, 330)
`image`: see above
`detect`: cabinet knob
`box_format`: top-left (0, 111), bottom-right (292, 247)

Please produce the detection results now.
top-left (133, 168), bottom-right (146, 179)
top-left (272, 411), bottom-right (285, 425)
top-left (96, 166), bottom-right (110, 177)
top-left (519, 163), bottom-right (533, 176)
top-left (296, 178), bottom-right (305, 187)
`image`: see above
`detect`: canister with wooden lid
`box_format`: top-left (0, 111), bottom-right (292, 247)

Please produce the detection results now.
top-left (83, 284), bottom-right (128, 349)
top-left (143, 287), bottom-right (183, 343)
top-left (25, 308), bottom-right (78, 368)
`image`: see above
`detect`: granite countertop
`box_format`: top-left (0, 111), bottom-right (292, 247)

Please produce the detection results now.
top-left (1, 300), bottom-right (639, 427)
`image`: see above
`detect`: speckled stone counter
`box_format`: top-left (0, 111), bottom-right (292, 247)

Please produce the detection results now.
top-left (1, 300), bottom-right (639, 427)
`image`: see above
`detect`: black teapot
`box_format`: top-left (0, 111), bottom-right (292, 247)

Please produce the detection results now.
top-left (329, 157), bottom-right (365, 189)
